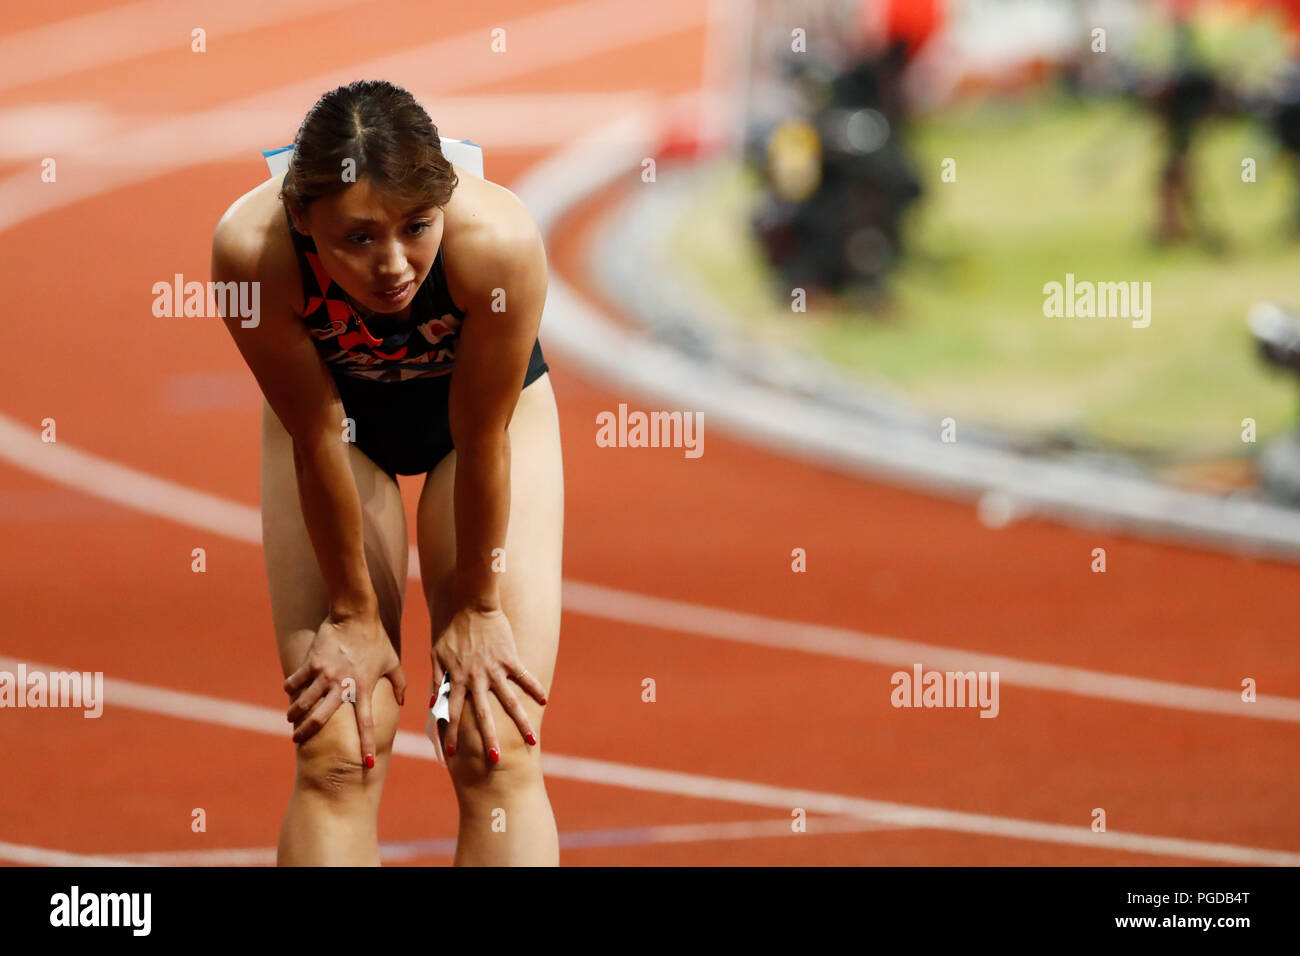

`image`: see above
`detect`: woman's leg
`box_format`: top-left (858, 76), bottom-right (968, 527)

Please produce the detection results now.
top-left (259, 396), bottom-right (410, 865)
top-left (416, 372), bottom-right (564, 866)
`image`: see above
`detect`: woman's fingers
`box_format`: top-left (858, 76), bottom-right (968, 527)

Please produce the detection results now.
top-left (439, 653), bottom-right (545, 765)
top-left (443, 678), bottom-right (468, 758)
top-left (508, 663), bottom-right (549, 706)
top-left (286, 672), bottom-right (330, 725)
top-left (282, 658), bottom-right (317, 696)
top-left (431, 658), bottom-right (445, 703)
top-left (353, 682), bottom-right (377, 770)
top-left (471, 679), bottom-right (501, 767)
top-left (386, 660), bottom-right (407, 708)
top-left (292, 681), bottom-right (343, 744)
top-left (492, 671), bottom-right (537, 748)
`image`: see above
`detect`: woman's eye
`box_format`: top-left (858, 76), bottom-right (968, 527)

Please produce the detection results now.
top-left (347, 222), bottom-right (429, 244)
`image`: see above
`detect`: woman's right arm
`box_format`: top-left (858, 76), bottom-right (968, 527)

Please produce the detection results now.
top-left (210, 214), bottom-right (405, 761)
top-left (209, 215), bottom-right (376, 622)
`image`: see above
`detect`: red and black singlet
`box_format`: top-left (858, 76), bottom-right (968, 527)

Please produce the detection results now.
top-left (283, 204), bottom-right (468, 384)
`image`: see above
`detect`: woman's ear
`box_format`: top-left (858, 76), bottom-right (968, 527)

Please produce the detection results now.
top-left (284, 200), bottom-right (309, 236)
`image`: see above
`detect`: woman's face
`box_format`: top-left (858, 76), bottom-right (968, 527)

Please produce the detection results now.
top-left (291, 175), bottom-right (444, 319)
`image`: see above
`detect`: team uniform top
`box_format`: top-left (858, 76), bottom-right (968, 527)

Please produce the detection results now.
top-left (282, 204), bottom-right (467, 384)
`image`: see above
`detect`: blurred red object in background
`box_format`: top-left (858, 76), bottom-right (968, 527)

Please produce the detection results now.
top-left (881, 0), bottom-right (945, 59)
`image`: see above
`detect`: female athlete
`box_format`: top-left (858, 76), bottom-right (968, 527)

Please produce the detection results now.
top-left (210, 80), bottom-right (563, 866)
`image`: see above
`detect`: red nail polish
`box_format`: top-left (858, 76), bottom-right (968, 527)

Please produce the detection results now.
top-left (446, 743), bottom-right (456, 757)
top-left (490, 747), bottom-right (500, 764)
top-left (429, 695), bottom-right (436, 709)
top-left (364, 753), bottom-right (375, 770)
top-left (540, 697), bottom-right (548, 705)
top-left (526, 733), bottom-right (537, 746)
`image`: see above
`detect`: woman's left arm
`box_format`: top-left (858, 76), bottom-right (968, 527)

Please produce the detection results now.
top-left (439, 204), bottom-right (550, 760)
top-left (447, 213), bottom-right (546, 611)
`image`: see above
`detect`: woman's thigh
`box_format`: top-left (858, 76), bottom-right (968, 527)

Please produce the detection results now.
top-left (416, 372), bottom-right (564, 744)
top-left (259, 396), bottom-right (410, 678)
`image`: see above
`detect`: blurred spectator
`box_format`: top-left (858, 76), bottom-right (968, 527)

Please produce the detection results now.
top-left (1153, 15), bottom-right (1220, 243)
top-left (748, 0), bottom-right (942, 306)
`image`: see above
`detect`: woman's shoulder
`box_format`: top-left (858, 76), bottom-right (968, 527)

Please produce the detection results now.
top-left (212, 175), bottom-right (304, 314)
top-left (441, 164), bottom-right (545, 304)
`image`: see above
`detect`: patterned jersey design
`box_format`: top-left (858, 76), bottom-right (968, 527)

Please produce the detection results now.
top-left (283, 206), bottom-right (467, 383)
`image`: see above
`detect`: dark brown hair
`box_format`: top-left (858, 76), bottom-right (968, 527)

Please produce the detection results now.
top-left (279, 80), bottom-right (459, 222)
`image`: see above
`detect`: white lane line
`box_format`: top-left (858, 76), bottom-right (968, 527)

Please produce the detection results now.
top-left (0, 0), bottom-right (376, 94)
top-left (0, 103), bottom-right (119, 157)
top-left (372, 92), bottom-right (663, 152)
top-left (0, 840), bottom-right (143, 867)
top-left (0, 92), bottom-right (659, 164)
top-left (545, 753), bottom-right (1300, 865)
top-left (0, 0), bottom-right (707, 234)
top-left (0, 414), bottom-right (1295, 723)
top-left (620, 814), bottom-right (904, 848)
top-left (101, 815), bottom-right (906, 865)
top-left (0, 415), bottom-right (262, 542)
top-left (2, 654), bottom-right (1295, 866)
top-left (560, 581), bottom-right (1300, 723)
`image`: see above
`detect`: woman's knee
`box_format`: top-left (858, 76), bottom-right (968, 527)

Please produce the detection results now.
top-left (295, 690), bottom-right (400, 796)
top-left (444, 712), bottom-right (543, 793)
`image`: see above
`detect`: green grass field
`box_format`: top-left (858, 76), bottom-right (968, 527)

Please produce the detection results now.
top-left (663, 95), bottom-right (1300, 461)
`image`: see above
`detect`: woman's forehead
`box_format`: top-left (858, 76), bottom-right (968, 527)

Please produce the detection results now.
top-left (321, 180), bottom-right (440, 224)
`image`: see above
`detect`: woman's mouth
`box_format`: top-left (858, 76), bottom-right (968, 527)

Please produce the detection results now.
top-left (375, 280), bottom-right (413, 302)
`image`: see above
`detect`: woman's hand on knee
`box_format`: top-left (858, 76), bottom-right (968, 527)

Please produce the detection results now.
top-left (433, 607), bottom-right (548, 767)
top-left (284, 608), bottom-right (408, 768)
